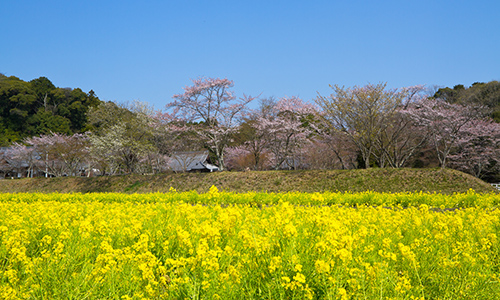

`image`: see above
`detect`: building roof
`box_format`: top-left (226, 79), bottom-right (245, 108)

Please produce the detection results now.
top-left (0, 147), bottom-right (31, 169)
top-left (169, 151), bottom-right (219, 172)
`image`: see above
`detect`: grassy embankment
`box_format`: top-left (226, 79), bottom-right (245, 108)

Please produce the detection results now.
top-left (0, 168), bottom-right (496, 194)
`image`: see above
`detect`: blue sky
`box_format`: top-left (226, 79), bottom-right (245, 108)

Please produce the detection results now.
top-left (2, 0), bottom-right (499, 110)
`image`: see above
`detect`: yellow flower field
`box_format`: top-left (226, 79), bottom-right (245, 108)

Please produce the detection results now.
top-left (1, 188), bottom-right (499, 299)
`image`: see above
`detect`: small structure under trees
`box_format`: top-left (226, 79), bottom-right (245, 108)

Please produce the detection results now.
top-left (169, 151), bottom-right (219, 172)
top-left (0, 147), bottom-right (33, 178)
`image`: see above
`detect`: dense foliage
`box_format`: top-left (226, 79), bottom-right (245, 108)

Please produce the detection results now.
top-left (433, 81), bottom-right (500, 122)
top-left (0, 74), bottom-right (102, 145)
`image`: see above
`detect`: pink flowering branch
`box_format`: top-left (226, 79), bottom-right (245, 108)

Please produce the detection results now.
top-left (166, 77), bottom-right (256, 170)
top-left (404, 97), bottom-right (488, 168)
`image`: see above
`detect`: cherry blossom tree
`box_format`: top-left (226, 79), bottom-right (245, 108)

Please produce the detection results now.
top-left (375, 111), bottom-right (429, 168)
top-left (2, 145), bottom-right (38, 177)
top-left (151, 112), bottom-right (194, 155)
top-left (404, 97), bottom-right (487, 168)
top-left (166, 77), bottom-right (255, 170)
top-left (448, 119), bottom-right (500, 178)
top-left (88, 123), bottom-right (156, 175)
top-left (253, 96), bottom-right (316, 170)
top-left (222, 146), bottom-right (273, 171)
top-left (88, 124), bottom-right (132, 175)
top-left (225, 97), bottom-right (277, 170)
top-left (19, 133), bottom-right (89, 177)
top-left (0, 150), bottom-right (11, 177)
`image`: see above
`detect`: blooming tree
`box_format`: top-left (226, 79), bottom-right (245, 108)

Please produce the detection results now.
top-left (2, 145), bottom-right (38, 177)
top-left (87, 100), bottom-right (158, 174)
top-left (88, 123), bottom-right (155, 175)
top-left (254, 96), bottom-right (316, 170)
top-left (88, 124), bottom-right (128, 175)
top-left (225, 97), bottom-right (276, 170)
top-left (448, 119), bottom-right (500, 178)
top-left (405, 98), bottom-right (487, 168)
top-left (18, 133), bottom-right (90, 177)
top-left (166, 77), bottom-right (255, 170)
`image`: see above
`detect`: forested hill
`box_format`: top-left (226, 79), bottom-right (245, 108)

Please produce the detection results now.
top-left (434, 81), bottom-right (500, 122)
top-left (0, 74), bottom-right (103, 145)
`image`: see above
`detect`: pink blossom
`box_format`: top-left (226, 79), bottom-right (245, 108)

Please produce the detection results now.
top-left (166, 77), bottom-right (256, 170)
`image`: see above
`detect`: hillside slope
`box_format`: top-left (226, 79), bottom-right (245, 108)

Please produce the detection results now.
top-left (0, 168), bottom-right (497, 194)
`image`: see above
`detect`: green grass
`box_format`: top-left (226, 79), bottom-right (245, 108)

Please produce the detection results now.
top-left (0, 168), bottom-right (497, 194)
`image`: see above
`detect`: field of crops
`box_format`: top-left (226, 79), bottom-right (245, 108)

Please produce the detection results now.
top-left (1, 187), bottom-right (500, 299)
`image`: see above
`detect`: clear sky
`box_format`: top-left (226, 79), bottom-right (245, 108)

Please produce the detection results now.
top-left (2, 0), bottom-right (499, 110)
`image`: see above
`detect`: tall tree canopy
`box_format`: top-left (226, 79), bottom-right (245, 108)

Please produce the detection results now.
top-left (0, 74), bottom-right (102, 145)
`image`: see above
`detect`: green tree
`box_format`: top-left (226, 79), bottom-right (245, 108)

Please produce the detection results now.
top-left (30, 76), bottom-right (56, 108)
top-left (28, 109), bottom-right (72, 135)
top-left (87, 101), bottom-right (156, 174)
top-left (434, 81), bottom-right (500, 122)
top-left (0, 74), bottom-right (103, 145)
top-left (0, 75), bottom-right (37, 139)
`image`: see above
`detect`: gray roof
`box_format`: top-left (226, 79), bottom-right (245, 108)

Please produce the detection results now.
top-left (169, 151), bottom-right (219, 172)
top-left (0, 147), bottom-right (31, 168)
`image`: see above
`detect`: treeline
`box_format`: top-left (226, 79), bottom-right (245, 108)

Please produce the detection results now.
top-left (0, 74), bottom-right (102, 145)
top-left (433, 81), bottom-right (500, 122)
top-left (1, 75), bottom-right (499, 181)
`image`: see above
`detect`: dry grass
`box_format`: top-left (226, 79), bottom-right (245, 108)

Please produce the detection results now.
top-left (0, 168), bottom-right (497, 194)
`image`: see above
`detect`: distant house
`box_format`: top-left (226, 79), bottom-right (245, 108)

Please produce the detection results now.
top-left (0, 147), bottom-right (78, 178)
top-left (169, 151), bottom-right (219, 172)
top-left (0, 147), bottom-right (32, 179)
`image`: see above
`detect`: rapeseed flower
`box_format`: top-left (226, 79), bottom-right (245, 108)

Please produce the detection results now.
top-left (0, 191), bottom-right (499, 299)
